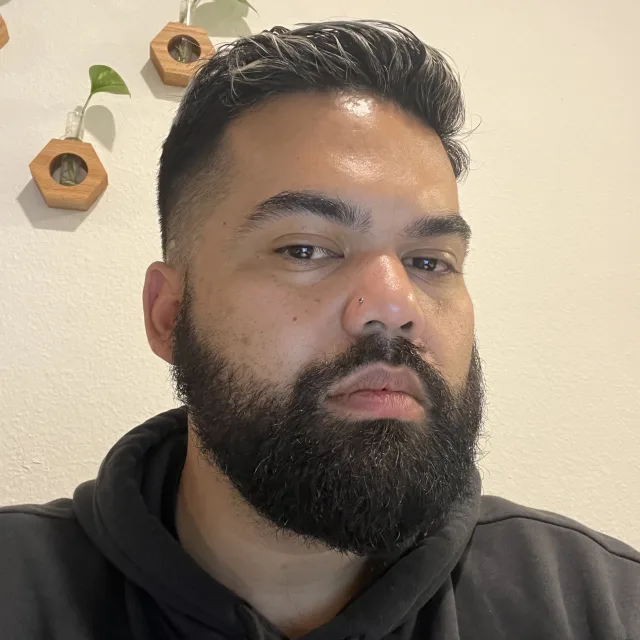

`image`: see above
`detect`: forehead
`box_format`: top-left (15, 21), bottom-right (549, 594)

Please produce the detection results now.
top-left (222, 92), bottom-right (459, 215)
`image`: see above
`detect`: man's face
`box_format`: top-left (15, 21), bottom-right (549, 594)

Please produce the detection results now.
top-left (170, 92), bottom-right (483, 555)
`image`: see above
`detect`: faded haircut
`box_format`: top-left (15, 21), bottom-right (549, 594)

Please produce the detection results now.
top-left (157, 20), bottom-right (470, 270)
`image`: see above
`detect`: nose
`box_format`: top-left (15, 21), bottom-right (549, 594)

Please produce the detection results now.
top-left (342, 254), bottom-right (426, 343)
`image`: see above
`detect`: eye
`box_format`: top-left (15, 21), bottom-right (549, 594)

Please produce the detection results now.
top-left (402, 257), bottom-right (455, 274)
top-left (275, 245), bottom-right (339, 261)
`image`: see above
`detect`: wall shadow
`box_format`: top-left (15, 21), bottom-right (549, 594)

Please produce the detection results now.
top-left (17, 181), bottom-right (98, 231)
top-left (84, 105), bottom-right (116, 151)
top-left (140, 59), bottom-right (184, 103)
top-left (194, 0), bottom-right (252, 38)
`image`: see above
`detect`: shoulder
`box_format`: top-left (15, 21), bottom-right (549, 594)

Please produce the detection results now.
top-left (0, 498), bottom-right (90, 558)
top-left (0, 497), bottom-right (77, 520)
top-left (457, 495), bottom-right (640, 638)
top-left (0, 500), bottom-right (129, 639)
top-left (0, 498), bottom-right (113, 587)
top-left (0, 498), bottom-right (81, 545)
top-left (476, 494), bottom-right (640, 565)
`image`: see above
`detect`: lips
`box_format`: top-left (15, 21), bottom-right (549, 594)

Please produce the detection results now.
top-left (326, 364), bottom-right (426, 403)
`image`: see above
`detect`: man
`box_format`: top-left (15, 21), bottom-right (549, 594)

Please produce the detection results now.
top-left (1, 19), bottom-right (638, 640)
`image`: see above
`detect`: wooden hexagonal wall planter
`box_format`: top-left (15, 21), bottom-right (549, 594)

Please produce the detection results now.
top-left (150, 21), bottom-right (214, 88)
top-left (0, 16), bottom-right (9, 49)
top-left (29, 139), bottom-right (108, 212)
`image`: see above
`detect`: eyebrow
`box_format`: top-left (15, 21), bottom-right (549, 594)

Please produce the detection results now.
top-left (232, 190), bottom-right (472, 248)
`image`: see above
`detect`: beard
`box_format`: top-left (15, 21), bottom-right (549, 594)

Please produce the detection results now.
top-left (171, 283), bottom-right (485, 556)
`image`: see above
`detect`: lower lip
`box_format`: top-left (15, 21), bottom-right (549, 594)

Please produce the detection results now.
top-left (325, 390), bottom-right (425, 420)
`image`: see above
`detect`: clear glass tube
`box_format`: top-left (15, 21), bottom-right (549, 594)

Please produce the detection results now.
top-left (179, 0), bottom-right (193, 25)
top-left (59, 106), bottom-right (85, 187)
top-left (63, 106), bottom-right (84, 141)
top-left (173, 1), bottom-right (202, 63)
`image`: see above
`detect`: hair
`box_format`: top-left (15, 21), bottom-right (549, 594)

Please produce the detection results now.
top-left (157, 20), bottom-right (470, 269)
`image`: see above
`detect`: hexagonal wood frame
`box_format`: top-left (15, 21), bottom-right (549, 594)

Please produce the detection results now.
top-left (29, 139), bottom-right (108, 212)
top-left (0, 16), bottom-right (9, 49)
top-left (150, 21), bottom-right (214, 88)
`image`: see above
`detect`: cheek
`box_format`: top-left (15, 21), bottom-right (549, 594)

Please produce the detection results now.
top-left (201, 277), bottom-right (334, 384)
top-left (423, 287), bottom-right (475, 389)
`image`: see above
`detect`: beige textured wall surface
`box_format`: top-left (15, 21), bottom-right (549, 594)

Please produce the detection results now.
top-left (1, 1), bottom-right (638, 548)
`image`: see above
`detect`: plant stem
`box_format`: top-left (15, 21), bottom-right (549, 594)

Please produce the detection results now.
top-left (60, 155), bottom-right (80, 186)
top-left (78, 94), bottom-right (92, 136)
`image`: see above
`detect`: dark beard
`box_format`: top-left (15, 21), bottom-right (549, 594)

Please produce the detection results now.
top-left (171, 284), bottom-right (485, 556)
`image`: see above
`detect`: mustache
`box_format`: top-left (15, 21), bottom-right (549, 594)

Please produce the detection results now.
top-left (293, 332), bottom-right (450, 407)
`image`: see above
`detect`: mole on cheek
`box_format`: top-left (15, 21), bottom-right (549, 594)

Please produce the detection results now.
top-left (292, 317), bottom-right (297, 322)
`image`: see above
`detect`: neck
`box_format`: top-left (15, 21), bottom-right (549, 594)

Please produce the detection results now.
top-left (175, 430), bottom-right (376, 638)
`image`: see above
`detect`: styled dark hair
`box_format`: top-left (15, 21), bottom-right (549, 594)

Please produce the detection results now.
top-left (158, 20), bottom-right (469, 267)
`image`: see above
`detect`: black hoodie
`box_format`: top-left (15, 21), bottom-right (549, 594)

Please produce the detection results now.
top-left (1, 407), bottom-right (639, 640)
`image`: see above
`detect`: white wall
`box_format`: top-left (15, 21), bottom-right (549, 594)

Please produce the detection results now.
top-left (1, 0), bottom-right (638, 548)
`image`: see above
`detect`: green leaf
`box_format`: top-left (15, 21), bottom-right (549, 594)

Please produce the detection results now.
top-left (236, 0), bottom-right (257, 14)
top-left (88, 65), bottom-right (131, 100)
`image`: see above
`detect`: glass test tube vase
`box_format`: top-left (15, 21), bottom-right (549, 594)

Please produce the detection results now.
top-left (28, 107), bottom-right (108, 212)
top-left (150, 1), bottom-right (214, 88)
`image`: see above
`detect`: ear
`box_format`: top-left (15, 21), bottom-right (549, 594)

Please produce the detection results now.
top-left (143, 261), bottom-right (182, 365)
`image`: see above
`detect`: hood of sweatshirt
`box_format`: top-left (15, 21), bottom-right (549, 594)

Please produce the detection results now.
top-left (73, 407), bottom-right (481, 640)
